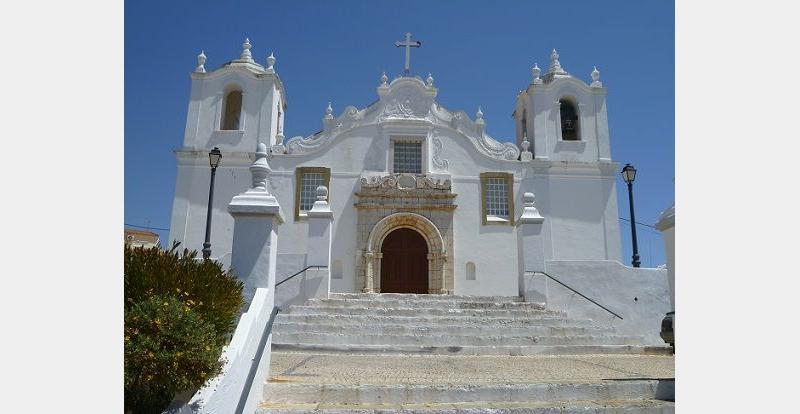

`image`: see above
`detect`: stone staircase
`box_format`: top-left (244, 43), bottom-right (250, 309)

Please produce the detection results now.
top-left (259, 293), bottom-right (674, 413)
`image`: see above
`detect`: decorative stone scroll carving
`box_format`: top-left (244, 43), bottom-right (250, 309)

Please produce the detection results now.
top-left (284, 76), bottom-right (520, 161)
top-left (378, 83), bottom-right (434, 120)
top-left (360, 173), bottom-right (451, 190)
top-left (431, 136), bottom-right (449, 171)
top-left (449, 111), bottom-right (520, 160)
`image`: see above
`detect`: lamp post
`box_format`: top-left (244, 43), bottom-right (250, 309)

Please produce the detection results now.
top-left (202, 147), bottom-right (222, 260)
top-left (621, 163), bottom-right (641, 268)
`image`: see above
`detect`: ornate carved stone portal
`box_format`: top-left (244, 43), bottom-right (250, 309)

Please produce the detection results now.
top-left (355, 173), bottom-right (456, 294)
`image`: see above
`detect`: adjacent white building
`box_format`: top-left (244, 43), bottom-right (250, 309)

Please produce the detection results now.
top-left (168, 38), bottom-right (659, 305)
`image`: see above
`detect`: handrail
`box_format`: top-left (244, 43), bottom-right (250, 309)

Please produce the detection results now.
top-left (275, 265), bottom-right (328, 287)
top-left (234, 305), bottom-right (278, 414)
top-left (527, 270), bottom-right (623, 320)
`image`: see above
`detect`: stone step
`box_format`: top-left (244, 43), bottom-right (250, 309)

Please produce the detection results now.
top-left (272, 321), bottom-right (615, 337)
top-left (257, 399), bottom-right (674, 413)
top-left (271, 343), bottom-right (669, 356)
top-left (273, 332), bottom-right (643, 347)
top-left (261, 380), bottom-right (671, 405)
top-left (286, 305), bottom-right (567, 318)
top-left (309, 297), bottom-right (545, 310)
top-left (275, 313), bottom-right (599, 327)
top-left (330, 293), bottom-right (524, 303)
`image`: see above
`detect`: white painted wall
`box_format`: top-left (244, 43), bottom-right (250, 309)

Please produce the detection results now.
top-left (656, 205), bottom-right (675, 311)
top-left (529, 260), bottom-right (671, 345)
top-left (169, 49), bottom-right (629, 299)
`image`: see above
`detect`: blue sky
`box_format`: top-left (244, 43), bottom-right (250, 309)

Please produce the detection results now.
top-left (125, 0), bottom-right (674, 266)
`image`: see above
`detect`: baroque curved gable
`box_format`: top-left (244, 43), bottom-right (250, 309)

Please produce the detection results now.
top-left (285, 77), bottom-right (519, 161)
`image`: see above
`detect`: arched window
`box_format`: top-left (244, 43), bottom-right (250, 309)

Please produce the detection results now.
top-left (221, 90), bottom-right (243, 130)
top-left (559, 99), bottom-right (579, 141)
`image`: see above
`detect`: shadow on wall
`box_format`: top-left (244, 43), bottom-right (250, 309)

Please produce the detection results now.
top-left (522, 260), bottom-right (670, 345)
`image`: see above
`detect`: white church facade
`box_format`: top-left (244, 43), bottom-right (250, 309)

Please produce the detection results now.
top-left (168, 37), bottom-right (662, 307)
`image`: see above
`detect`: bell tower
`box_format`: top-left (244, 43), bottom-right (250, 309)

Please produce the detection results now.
top-left (513, 49), bottom-right (611, 163)
top-left (182, 38), bottom-right (287, 154)
top-left (168, 38), bottom-right (287, 258)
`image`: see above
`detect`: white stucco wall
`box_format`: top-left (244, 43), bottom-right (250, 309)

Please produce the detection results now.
top-left (169, 57), bottom-right (627, 298)
top-left (531, 260), bottom-right (671, 345)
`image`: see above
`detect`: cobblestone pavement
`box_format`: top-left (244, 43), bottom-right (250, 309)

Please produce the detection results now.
top-left (269, 351), bottom-right (675, 385)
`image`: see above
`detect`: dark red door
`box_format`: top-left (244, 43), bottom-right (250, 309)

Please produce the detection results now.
top-left (380, 228), bottom-right (429, 294)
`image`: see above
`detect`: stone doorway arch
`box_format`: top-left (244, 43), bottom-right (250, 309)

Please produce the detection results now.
top-left (363, 212), bottom-right (449, 294)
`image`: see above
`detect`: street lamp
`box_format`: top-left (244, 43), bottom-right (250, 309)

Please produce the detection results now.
top-left (621, 163), bottom-right (641, 267)
top-left (202, 147), bottom-right (223, 260)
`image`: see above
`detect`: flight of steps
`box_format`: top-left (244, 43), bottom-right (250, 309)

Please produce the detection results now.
top-left (259, 293), bottom-right (674, 413)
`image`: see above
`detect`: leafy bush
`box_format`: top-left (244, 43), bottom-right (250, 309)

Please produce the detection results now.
top-left (124, 243), bottom-right (244, 413)
top-left (124, 295), bottom-right (222, 413)
top-left (124, 242), bottom-right (244, 345)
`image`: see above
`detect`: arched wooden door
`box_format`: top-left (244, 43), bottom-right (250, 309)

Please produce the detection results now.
top-left (380, 228), bottom-right (429, 294)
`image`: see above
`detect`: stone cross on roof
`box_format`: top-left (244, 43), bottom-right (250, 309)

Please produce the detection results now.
top-left (395, 32), bottom-right (421, 76)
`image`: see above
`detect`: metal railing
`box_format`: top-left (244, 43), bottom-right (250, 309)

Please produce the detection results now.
top-left (528, 270), bottom-right (623, 320)
top-left (275, 265), bottom-right (328, 288)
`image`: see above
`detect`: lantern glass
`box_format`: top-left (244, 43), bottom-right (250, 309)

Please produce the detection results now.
top-left (209, 147), bottom-right (222, 168)
top-left (621, 164), bottom-right (636, 184)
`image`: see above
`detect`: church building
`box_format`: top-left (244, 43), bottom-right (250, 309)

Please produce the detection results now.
top-left (169, 36), bottom-right (635, 299)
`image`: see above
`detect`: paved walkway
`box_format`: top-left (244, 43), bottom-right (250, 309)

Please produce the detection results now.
top-left (269, 351), bottom-right (675, 385)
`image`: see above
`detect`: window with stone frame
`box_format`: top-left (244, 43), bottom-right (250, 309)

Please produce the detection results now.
top-left (480, 172), bottom-right (514, 225)
top-left (294, 167), bottom-right (331, 220)
top-left (559, 98), bottom-right (580, 141)
top-left (393, 141), bottom-right (423, 174)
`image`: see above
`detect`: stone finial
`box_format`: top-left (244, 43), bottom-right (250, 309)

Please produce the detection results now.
top-left (531, 63), bottom-right (541, 84)
top-left (228, 141), bottom-right (282, 222)
top-left (590, 66), bottom-right (602, 88)
top-left (380, 71), bottom-right (388, 86)
top-left (524, 192), bottom-right (535, 206)
top-left (240, 37), bottom-right (254, 62)
top-left (426, 73), bottom-right (435, 87)
top-left (195, 50), bottom-right (207, 73)
top-left (316, 185), bottom-right (328, 201)
top-left (546, 48), bottom-right (568, 77)
top-left (475, 106), bottom-right (485, 136)
top-left (273, 112), bottom-right (286, 154)
top-left (519, 192), bottom-right (544, 223)
top-left (549, 49), bottom-right (562, 70)
top-left (521, 133), bottom-right (533, 162)
top-left (266, 52), bottom-right (276, 72)
top-left (309, 185), bottom-right (333, 217)
top-left (325, 102), bottom-right (334, 119)
top-left (250, 142), bottom-right (272, 192)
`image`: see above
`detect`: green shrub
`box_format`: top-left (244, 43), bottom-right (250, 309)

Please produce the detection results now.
top-left (124, 295), bottom-right (223, 413)
top-left (124, 242), bottom-right (244, 345)
top-left (124, 242), bottom-right (244, 413)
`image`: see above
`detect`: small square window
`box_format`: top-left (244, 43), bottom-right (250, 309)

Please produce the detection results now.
top-left (485, 178), bottom-right (509, 219)
top-left (480, 172), bottom-right (514, 225)
top-left (295, 167), bottom-right (331, 220)
top-left (299, 173), bottom-right (325, 212)
top-left (393, 141), bottom-right (422, 174)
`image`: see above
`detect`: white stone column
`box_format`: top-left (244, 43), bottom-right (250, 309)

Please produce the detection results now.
top-left (427, 253), bottom-right (436, 294)
top-left (228, 143), bottom-right (284, 304)
top-left (517, 192), bottom-right (546, 303)
top-left (374, 252), bottom-right (383, 293)
top-left (305, 185), bottom-right (334, 300)
top-left (364, 252), bottom-right (375, 293)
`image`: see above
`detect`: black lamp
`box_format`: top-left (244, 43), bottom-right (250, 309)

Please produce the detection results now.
top-left (621, 163), bottom-right (641, 267)
top-left (202, 147), bottom-right (222, 259)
